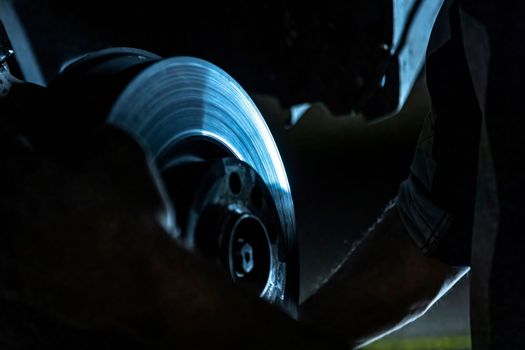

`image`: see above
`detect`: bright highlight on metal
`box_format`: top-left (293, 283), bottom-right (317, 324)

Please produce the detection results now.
top-left (107, 56), bottom-right (296, 304)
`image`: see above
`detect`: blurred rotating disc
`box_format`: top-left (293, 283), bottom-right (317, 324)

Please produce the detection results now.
top-left (106, 57), bottom-right (297, 311)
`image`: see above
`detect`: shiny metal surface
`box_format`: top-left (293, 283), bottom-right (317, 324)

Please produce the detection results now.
top-left (106, 57), bottom-right (296, 307)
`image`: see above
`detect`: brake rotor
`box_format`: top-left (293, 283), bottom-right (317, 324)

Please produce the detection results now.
top-left (102, 55), bottom-right (298, 314)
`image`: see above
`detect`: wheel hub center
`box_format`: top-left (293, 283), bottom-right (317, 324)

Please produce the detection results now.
top-left (228, 215), bottom-right (271, 289)
top-left (236, 241), bottom-right (254, 275)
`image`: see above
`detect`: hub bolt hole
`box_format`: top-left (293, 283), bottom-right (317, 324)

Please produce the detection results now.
top-left (229, 172), bottom-right (242, 194)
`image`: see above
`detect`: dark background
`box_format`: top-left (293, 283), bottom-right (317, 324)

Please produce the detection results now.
top-left (13, 0), bottom-right (392, 114)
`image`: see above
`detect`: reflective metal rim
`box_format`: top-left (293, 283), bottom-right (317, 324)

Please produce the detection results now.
top-left (106, 57), bottom-right (297, 308)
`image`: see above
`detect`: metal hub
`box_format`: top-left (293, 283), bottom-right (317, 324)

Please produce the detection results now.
top-left (162, 156), bottom-right (281, 297)
top-left (229, 215), bottom-right (271, 292)
top-left (53, 49), bottom-right (298, 314)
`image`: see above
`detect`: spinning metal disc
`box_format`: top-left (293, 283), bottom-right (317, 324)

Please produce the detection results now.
top-left (106, 57), bottom-right (297, 312)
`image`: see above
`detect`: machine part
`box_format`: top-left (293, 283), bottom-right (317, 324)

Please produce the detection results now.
top-left (288, 103), bottom-right (312, 128)
top-left (0, 19), bottom-right (13, 98)
top-left (358, 0), bottom-right (444, 120)
top-left (0, 20), bottom-right (13, 64)
top-left (0, 63), bottom-right (17, 99)
top-left (106, 56), bottom-right (297, 313)
top-left (38, 49), bottom-right (298, 314)
top-left (162, 158), bottom-right (286, 301)
top-left (0, 1), bottom-right (44, 85)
